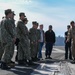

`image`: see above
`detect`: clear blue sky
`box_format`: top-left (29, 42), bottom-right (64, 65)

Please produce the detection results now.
top-left (0, 0), bottom-right (75, 36)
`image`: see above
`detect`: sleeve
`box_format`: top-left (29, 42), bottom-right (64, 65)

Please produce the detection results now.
top-left (17, 22), bottom-right (27, 36)
top-left (53, 32), bottom-right (56, 43)
top-left (29, 28), bottom-right (32, 40)
top-left (37, 30), bottom-right (41, 40)
top-left (64, 32), bottom-right (67, 39)
top-left (65, 32), bottom-right (67, 37)
top-left (45, 32), bottom-right (47, 42)
top-left (67, 29), bottom-right (72, 41)
top-left (4, 20), bottom-right (14, 38)
top-left (43, 30), bottom-right (45, 42)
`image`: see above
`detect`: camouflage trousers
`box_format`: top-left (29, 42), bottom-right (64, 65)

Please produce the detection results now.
top-left (18, 40), bottom-right (31, 60)
top-left (0, 42), bottom-right (4, 60)
top-left (30, 42), bottom-right (38, 58)
top-left (1, 42), bottom-right (14, 63)
top-left (72, 43), bottom-right (75, 59)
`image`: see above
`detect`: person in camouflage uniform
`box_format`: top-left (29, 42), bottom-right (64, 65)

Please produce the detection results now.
top-left (29, 21), bottom-right (38, 61)
top-left (0, 17), bottom-right (5, 60)
top-left (10, 11), bottom-right (16, 37)
top-left (17, 12), bottom-right (26, 64)
top-left (1, 9), bottom-right (16, 69)
top-left (0, 17), bottom-right (7, 60)
top-left (67, 21), bottom-right (75, 63)
top-left (23, 18), bottom-right (33, 65)
top-left (17, 13), bottom-right (33, 65)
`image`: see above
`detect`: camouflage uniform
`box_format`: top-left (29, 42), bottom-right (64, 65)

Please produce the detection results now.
top-left (17, 20), bottom-right (31, 61)
top-left (0, 22), bottom-right (3, 60)
top-left (29, 28), bottom-right (38, 58)
top-left (1, 18), bottom-right (15, 63)
top-left (10, 19), bottom-right (16, 37)
top-left (68, 27), bottom-right (75, 59)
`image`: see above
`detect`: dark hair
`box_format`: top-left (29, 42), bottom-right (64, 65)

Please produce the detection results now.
top-left (67, 25), bottom-right (70, 28)
top-left (32, 21), bottom-right (37, 25)
top-left (40, 24), bottom-right (43, 26)
top-left (70, 21), bottom-right (74, 25)
top-left (49, 25), bottom-right (52, 28)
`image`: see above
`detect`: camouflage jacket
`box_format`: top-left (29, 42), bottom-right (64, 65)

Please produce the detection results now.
top-left (1, 18), bottom-right (15, 43)
top-left (17, 20), bottom-right (29, 41)
top-left (29, 28), bottom-right (38, 43)
top-left (10, 19), bottom-right (17, 37)
top-left (0, 22), bottom-right (1, 42)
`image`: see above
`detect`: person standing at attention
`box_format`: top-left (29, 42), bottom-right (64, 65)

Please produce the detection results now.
top-left (38, 24), bottom-right (45, 59)
top-left (45, 25), bottom-right (56, 59)
top-left (65, 25), bottom-right (72, 60)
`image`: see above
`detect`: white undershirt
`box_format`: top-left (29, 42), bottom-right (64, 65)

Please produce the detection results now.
top-left (40, 30), bottom-right (44, 42)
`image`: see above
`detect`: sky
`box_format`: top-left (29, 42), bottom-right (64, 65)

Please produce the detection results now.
top-left (0, 0), bottom-right (75, 36)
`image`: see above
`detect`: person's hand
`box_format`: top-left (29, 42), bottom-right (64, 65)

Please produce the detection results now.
top-left (38, 40), bottom-right (40, 42)
top-left (66, 39), bottom-right (69, 43)
top-left (13, 37), bottom-right (16, 43)
top-left (31, 42), bottom-right (33, 44)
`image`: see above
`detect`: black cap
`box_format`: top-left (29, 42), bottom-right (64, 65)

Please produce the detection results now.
top-left (12, 11), bottom-right (15, 15)
top-left (5, 9), bottom-right (12, 15)
top-left (19, 12), bottom-right (26, 17)
top-left (36, 22), bottom-right (39, 26)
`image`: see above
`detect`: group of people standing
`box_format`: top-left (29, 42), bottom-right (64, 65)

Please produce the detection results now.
top-left (65, 21), bottom-right (75, 63)
top-left (1, 9), bottom-right (75, 70)
top-left (0, 9), bottom-right (56, 70)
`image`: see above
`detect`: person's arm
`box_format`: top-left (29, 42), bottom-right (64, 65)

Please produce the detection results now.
top-left (43, 30), bottom-right (45, 43)
top-left (64, 32), bottom-right (67, 43)
top-left (17, 22), bottom-right (27, 36)
top-left (67, 29), bottom-right (72, 42)
top-left (4, 20), bottom-right (14, 38)
top-left (45, 32), bottom-right (47, 43)
top-left (65, 32), bottom-right (67, 38)
top-left (53, 32), bottom-right (56, 43)
top-left (37, 30), bottom-right (41, 42)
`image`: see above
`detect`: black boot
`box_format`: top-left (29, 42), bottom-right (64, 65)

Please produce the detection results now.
top-left (1, 62), bottom-right (11, 70)
top-left (7, 61), bottom-right (15, 68)
top-left (27, 60), bottom-right (35, 65)
top-left (18, 60), bottom-right (24, 65)
top-left (32, 57), bottom-right (35, 61)
top-left (48, 56), bottom-right (52, 59)
top-left (45, 55), bottom-right (48, 59)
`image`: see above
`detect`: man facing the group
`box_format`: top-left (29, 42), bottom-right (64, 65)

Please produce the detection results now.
top-left (45, 25), bottom-right (56, 59)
